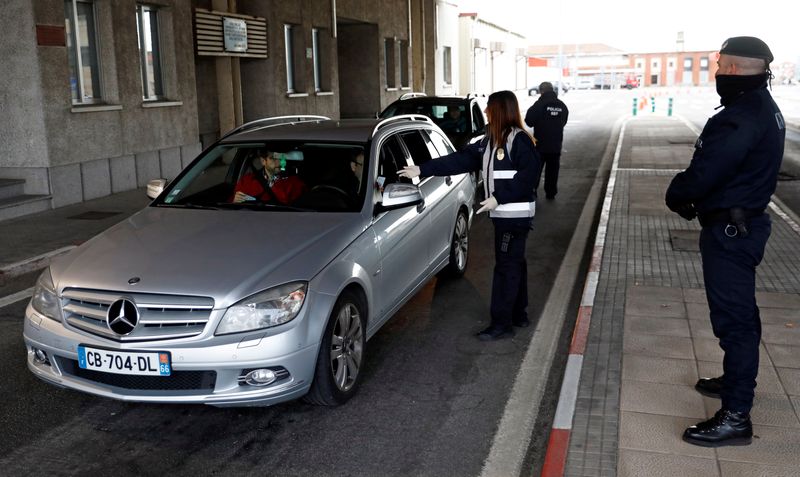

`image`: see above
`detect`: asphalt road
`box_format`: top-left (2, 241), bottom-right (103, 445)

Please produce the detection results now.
top-left (0, 88), bottom-right (755, 476)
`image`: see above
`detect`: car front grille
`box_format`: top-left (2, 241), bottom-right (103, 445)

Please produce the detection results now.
top-left (61, 288), bottom-right (214, 342)
top-left (58, 358), bottom-right (217, 391)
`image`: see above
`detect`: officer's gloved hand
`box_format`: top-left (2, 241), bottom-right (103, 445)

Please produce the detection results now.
top-left (476, 196), bottom-right (498, 214)
top-left (398, 166), bottom-right (420, 179)
top-left (675, 203), bottom-right (697, 221)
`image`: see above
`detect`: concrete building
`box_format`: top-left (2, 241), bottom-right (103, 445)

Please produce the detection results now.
top-left (627, 51), bottom-right (718, 87)
top-left (1, 0), bottom-right (416, 221)
top-left (458, 12), bottom-right (527, 95)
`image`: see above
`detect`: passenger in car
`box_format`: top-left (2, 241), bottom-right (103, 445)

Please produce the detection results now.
top-left (231, 148), bottom-right (307, 204)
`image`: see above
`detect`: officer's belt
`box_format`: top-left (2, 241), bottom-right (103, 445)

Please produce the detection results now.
top-left (697, 208), bottom-right (764, 227)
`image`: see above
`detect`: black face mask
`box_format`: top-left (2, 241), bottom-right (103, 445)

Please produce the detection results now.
top-left (715, 73), bottom-right (768, 106)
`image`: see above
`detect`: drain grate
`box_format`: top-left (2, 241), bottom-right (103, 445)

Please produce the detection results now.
top-left (67, 211), bottom-right (122, 220)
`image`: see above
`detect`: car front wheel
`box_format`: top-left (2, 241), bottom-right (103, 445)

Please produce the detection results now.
top-left (304, 289), bottom-right (367, 406)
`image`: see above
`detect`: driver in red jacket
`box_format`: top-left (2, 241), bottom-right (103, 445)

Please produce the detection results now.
top-left (232, 149), bottom-right (306, 204)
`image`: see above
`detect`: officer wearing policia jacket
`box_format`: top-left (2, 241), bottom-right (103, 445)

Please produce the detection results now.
top-left (399, 90), bottom-right (541, 341)
top-left (665, 36), bottom-right (785, 447)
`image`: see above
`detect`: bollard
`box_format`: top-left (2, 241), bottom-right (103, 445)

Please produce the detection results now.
top-left (668, 97), bottom-right (673, 117)
top-left (633, 97), bottom-right (638, 116)
top-left (651, 96), bottom-right (655, 113)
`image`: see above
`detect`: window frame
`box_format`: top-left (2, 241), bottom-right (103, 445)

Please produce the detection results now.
top-left (384, 38), bottom-right (396, 88)
top-left (65, 0), bottom-right (103, 104)
top-left (136, 4), bottom-right (164, 101)
top-left (442, 46), bottom-right (452, 86)
top-left (285, 24), bottom-right (297, 93)
top-left (399, 40), bottom-right (409, 88)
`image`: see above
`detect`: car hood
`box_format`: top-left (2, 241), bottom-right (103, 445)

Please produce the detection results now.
top-left (50, 207), bottom-right (367, 308)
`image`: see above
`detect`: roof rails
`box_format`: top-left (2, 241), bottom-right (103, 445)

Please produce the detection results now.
top-left (371, 114), bottom-right (434, 138)
top-left (465, 92), bottom-right (486, 99)
top-left (400, 92), bottom-right (427, 100)
top-left (220, 115), bottom-right (330, 140)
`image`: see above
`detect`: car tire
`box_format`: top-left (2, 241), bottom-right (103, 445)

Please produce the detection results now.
top-left (443, 210), bottom-right (469, 277)
top-left (304, 289), bottom-right (367, 406)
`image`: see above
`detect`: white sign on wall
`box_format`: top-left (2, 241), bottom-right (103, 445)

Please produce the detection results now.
top-left (223, 17), bottom-right (247, 52)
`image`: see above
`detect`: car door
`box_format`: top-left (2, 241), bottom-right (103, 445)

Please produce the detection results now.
top-left (370, 134), bottom-right (431, 319)
top-left (399, 129), bottom-right (455, 267)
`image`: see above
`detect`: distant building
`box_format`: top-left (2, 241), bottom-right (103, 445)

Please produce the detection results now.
top-left (528, 43), bottom-right (718, 88)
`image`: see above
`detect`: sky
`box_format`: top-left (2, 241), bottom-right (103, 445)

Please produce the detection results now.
top-left (459, 0), bottom-right (799, 63)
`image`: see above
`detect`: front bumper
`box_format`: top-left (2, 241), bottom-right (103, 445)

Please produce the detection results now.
top-left (23, 303), bottom-right (321, 407)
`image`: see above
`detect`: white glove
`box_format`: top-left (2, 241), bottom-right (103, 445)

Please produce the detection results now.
top-left (476, 196), bottom-right (498, 214)
top-left (398, 165), bottom-right (420, 179)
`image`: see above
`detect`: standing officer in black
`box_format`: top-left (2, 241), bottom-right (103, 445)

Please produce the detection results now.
top-left (665, 36), bottom-right (785, 447)
top-left (525, 81), bottom-right (569, 199)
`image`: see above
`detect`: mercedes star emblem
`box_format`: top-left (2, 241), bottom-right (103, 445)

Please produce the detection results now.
top-left (107, 299), bottom-right (140, 335)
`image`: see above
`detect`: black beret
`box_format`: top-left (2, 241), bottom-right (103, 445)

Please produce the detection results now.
top-left (719, 36), bottom-right (773, 63)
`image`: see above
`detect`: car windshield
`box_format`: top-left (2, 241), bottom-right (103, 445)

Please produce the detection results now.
top-left (156, 142), bottom-right (368, 212)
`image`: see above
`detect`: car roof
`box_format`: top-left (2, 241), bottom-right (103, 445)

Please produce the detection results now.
top-left (220, 117), bottom-right (435, 144)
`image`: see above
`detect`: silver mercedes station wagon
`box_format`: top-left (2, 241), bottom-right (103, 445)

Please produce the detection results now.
top-left (23, 115), bottom-right (474, 407)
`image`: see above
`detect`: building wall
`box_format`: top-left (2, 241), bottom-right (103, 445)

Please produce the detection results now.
top-left (0, 0), bottom-right (202, 207)
top-left (630, 51), bottom-right (717, 87)
top-left (434, 0), bottom-right (459, 95)
top-left (458, 13), bottom-right (526, 95)
top-left (1, 0), bottom-right (416, 212)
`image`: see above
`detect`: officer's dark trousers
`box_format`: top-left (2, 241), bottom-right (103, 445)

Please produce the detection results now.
top-left (490, 222), bottom-right (530, 329)
top-left (540, 152), bottom-right (561, 198)
top-left (699, 215), bottom-right (771, 414)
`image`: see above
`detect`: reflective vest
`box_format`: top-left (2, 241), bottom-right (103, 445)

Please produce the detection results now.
top-left (483, 128), bottom-right (536, 219)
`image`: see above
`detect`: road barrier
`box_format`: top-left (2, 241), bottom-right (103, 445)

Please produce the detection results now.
top-left (632, 95), bottom-right (674, 117)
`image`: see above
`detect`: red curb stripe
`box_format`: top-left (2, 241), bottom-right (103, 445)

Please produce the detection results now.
top-left (540, 428), bottom-right (570, 477)
top-left (569, 306), bottom-right (592, 355)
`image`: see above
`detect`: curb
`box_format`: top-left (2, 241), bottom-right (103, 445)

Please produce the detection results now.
top-left (540, 117), bottom-right (629, 476)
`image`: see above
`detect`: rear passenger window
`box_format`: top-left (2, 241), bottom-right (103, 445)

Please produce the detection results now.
top-left (428, 130), bottom-right (455, 156)
top-left (399, 131), bottom-right (435, 168)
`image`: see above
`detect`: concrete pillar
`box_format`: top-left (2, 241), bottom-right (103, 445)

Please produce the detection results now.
top-left (213, 0), bottom-right (243, 135)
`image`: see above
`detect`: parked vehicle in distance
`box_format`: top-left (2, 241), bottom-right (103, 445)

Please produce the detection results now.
top-left (379, 93), bottom-right (487, 151)
top-left (528, 80), bottom-right (569, 96)
top-left (23, 115), bottom-right (475, 407)
top-left (575, 78), bottom-right (595, 90)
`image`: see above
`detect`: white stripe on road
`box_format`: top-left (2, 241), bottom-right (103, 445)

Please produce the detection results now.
top-left (552, 354), bottom-right (584, 429)
top-left (0, 287), bottom-right (34, 308)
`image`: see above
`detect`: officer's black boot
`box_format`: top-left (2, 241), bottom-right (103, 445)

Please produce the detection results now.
top-left (682, 409), bottom-right (753, 447)
top-left (695, 376), bottom-right (723, 398)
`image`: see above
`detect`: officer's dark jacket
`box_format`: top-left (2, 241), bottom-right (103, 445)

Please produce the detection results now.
top-left (524, 91), bottom-right (569, 154)
top-left (666, 87), bottom-right (785, 214)
top-left (419, 130), bottom-right (541, 227)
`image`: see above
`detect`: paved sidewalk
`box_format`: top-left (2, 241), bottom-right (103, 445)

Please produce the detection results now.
top-left (0, 188), bottom-right (149, 278)
top-left (563, 116), bottom-right (800, 476)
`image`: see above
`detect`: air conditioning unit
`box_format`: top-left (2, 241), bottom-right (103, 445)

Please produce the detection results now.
top-left (490, 41), bottom-right (506, 53)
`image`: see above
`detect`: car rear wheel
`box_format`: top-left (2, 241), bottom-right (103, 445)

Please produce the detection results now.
top-left (443, 210), bottom-right (469, 277)
top-left (304, 289), bottom-right (366, 406)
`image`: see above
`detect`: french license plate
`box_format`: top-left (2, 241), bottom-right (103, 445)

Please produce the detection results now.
top-left (77, 345), bottom-right (171, 376)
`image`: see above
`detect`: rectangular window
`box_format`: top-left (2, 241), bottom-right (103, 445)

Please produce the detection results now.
top-left (136, 4), bottom-right (163, 100)
top-left (384, 38), bottom-right (396, 88)
top-left (64, 0), bottom-right (101, 104)
top-left (312, 28), bottom-right (322, 92)
top-left (700, 58), bottom-right (709, 71)
top-left (399, 40), bottom-right (409, 88)
top-left (683, 58), bottom-right (693, 70)
top-left (285, 24), bottom-right (297, 93)
top-left (443, 46), bottom-right (452, 85)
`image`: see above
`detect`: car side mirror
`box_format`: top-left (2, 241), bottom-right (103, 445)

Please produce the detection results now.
top-left (375, 182), bottom-right (423, 213)
top-left (146, 178), bottom-right (168, 199)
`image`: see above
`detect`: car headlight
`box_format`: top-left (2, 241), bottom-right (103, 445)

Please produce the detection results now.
top-left (31, 268), bottom-right (62, 322)
top-left (216, 282), bottom-right (307, 335)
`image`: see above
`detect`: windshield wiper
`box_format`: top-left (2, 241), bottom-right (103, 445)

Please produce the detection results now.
top-left (155, 203), bottom-right (219, 210)
top-left (214, 202), bottom-right (313, 212)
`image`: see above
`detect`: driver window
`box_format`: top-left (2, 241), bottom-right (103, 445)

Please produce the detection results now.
top-left (472, 103), bottom-right (484, 132)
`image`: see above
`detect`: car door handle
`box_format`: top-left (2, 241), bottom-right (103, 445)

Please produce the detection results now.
top-left (445, 176), bottom-right (452, 186)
